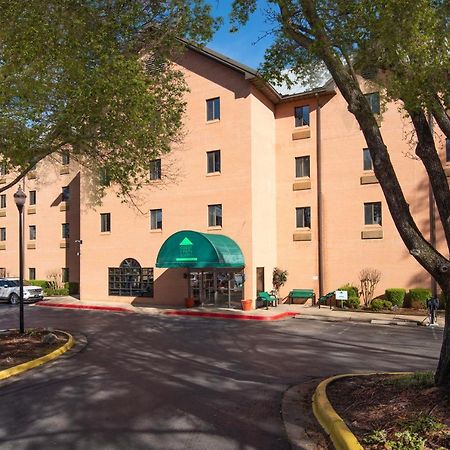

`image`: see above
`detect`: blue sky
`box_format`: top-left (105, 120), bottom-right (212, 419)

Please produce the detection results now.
top-left (206, 1), bottom-right (275, 69)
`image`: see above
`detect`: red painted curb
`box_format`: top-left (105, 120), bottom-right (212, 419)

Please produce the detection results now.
top-left (36, 303), bottom-right (130, 313)
top-left (163, 310), bottom-right (298, 321)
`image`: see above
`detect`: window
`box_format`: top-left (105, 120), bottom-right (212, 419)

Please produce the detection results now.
top-left (108, 258), bottom-right (154, 297)
top-left (295, 156), bottom-right (310, 178)
top-left (208, 204), bottom-right (222, 227)
top-left (29, 190), bottom-right (36, 205)
top-left (365, 92), bottom-right (380, 114)
top-left (62, 267), bottom-right (69, 283)
top-left (364, 202), bottom-right (382, 225)
top-left (294, 105), bottom-right (310, 127)
top-left (29, 268), bottom-right (36, 280)
top-left (0, 164), bottom-right (8, 176)
top-left (29, 225), bottom-right (36, 240)
top-left (296, 207), bottom-right (311, 228)
top-left (363, 148), bottom-right (373, 171)
top-left (446, 138), bottom-right (450, 163)
top-left (0, 195), bottom-right (5, 209)
top-left (99, 168), bottom-right (111, 186)
top-left (62, 223), bottom-right (70, 239)
top-left (256, 267), bottom-right (265, 294)
top-left (62, 186), bottom-right (70, 202)
top-left (206, 97), bottom-right (220, 121)
top-left (0, 228), bottom-right (6, 241)
top-left (207, 150), bottom-right (221, 174)
top-left (150, 209), bottom-right (162, 230)
top-left (100, 213), bottom-right (111, 232)
top-left (149, 159), bottom-right (161, 180)
top-left (61, 151), bottom-right (70, 165)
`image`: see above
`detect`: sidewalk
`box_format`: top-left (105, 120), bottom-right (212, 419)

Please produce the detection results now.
top-left (34, 296), bottom-right (442, 326)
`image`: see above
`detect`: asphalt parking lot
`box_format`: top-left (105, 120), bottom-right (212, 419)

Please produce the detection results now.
top-left (0, 305), bottom-right (443, 450)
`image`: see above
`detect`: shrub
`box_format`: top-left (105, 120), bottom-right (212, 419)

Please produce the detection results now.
top-left (371, 299), bottom-right (392, 311)
top-left (385, 288), bottom-right (406, 307)
top-left (28, 280), bottom-right (49, 289)
top-left (338, 283), bottom-right (359, 297)
top-left (28, 280), bottom-right (69, 296)
top-left (68, 282), bottom-right (79, 295)
top-left (345, 296), bottom-right (361, 309)
top-left (409, 288), bottom-right (432, 309)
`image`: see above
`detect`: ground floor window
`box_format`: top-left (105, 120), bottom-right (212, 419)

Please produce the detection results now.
top-left (108, 258), bottom-right (154, 297)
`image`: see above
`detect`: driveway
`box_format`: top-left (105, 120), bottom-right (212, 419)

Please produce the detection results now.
top-left (0, 306), bottom-right (443, 449)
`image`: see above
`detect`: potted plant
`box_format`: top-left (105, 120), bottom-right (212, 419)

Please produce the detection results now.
top-left (241, 299), bottom-right (252, 311)
top-left (272, 267), bottom-right (288, 297)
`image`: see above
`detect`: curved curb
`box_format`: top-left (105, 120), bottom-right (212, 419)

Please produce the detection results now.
top-left (312, 371), bottom-right (413, 450)
top-left (0, 331), bottom-right (75, 381)
top-left (163, 310), bottom-right (298, 321)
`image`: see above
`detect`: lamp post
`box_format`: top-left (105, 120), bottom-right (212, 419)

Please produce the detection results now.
top-left (14, 186), bottom-right (26, 333)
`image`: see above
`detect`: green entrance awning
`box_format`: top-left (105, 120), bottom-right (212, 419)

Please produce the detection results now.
top-left (156, 230), bottom-right (245, 268)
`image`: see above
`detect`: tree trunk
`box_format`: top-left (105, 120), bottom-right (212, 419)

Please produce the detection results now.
top-left (435, 282), bottom-right (450, 386)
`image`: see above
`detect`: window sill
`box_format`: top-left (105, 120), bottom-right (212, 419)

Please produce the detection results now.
top-left (27, 206), bottom-right (36, 215)
top-left (206, 172), bottom-right (221, 177)
top-left (206, 119), bottom-right (220, 124)
top-left (27, 171), bottom-right (37, 180)
top-left (292, 126), bottom-right (311, 140)
top-left (60, 166), bottom-right (70, 175)
top-left (100, 231), bottom-right (111, 235)
top-left (0, 177), bottom-right (6, 185)
top-left (27, 242), bottom-right (36, 250)
top-left (60, 240), bottom-right (69, 248)
top-left (207, 226), bottom-right (222, 231)
top-left (0, 209), bottom-right (5, 217)
top-left (60, 202), bottom-right (69, 212)
top-left (293, 178), bottom-right (311, 190)
top-left (150, 229), bottom-right (162, 233)
top-left (0, 243), bottom-right (5, 250)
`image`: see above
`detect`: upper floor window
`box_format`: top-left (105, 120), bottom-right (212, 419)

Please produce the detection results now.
top-left (206, 97), bottom-right (220, 121)
top-left (208, 204), bottom-right (222, 227)
top-left (294, 105), bottom-right (310, 127)
top-left (62, 186), bottom-right (70, 202)
top-left (62, 267), bottom-right (69, 283)
top-left (100, 213), bottom-right (111, 232)
top-left (0, 164), bottom-right (8, 176)
top-left (29, 190), bottom-right (36, 205)
top-left (29, 268), bottom-right (36, 280)
top-left (364, 202), bottom-right (382, 225)
top-left (295, 156), bottom-right (310, 178)
top-left (0, 195), bottom-right (5, 209)
top-left (29, 225), bottom-right (36, 240)
top-left (62, 223), bottom-right (70, 239)
top-left (150, 209), bottom-right (162, 230)
top-left (296, 207), bottom-right (311, 228)
top-left (365, 92), bottom-right (380, 114)
top-left (446, 138), bottom-right (450, 163)
top-left (149, 159), bottom-right (161, 180)
top-left (207, 150), bottom-right (221, 174)
top-left (61, 151), bottom-right (70, 165)
top-left (363, 148), bottom-right (373, 171)
top-left (0, 228), bottom-right (6, 241)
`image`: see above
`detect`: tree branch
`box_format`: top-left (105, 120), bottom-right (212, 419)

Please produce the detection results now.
top-left (432, 95), bottom-right (450, 139)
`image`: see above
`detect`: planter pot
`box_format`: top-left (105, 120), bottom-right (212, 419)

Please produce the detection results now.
top-left (241, 299), bottom-right (252, 311)
top-left (185, 297), bottom-right (195, 308)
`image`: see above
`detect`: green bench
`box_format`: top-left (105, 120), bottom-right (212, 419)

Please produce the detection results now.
top-left (257, 291), bottom-right (277, 309)
top-left (288, 289), bottom-right (315, 305)
top-left (318, 292), bottom-right (335, 309)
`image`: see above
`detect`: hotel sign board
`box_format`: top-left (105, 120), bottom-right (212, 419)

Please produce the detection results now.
top-left (335, 290), bottom-right (348, 300)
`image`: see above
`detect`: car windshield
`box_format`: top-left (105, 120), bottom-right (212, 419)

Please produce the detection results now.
top-left (1, 280), bottom-right (19, 287)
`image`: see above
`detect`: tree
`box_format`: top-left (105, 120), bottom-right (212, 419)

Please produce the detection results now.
top-left (359, 268), bottom-right (381, 307)
top-left (231, 0), bottom-right (450, 385)
top-left (0, 0), bottom-right (218, 197)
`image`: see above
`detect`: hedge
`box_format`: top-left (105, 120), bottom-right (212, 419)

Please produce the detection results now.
top-left (409, 288), bottom-right (432, 309)
top-left (338, 283), bottom-right (359, 298)
top-left (344, 296), bottom-right (361, 309)
top-left (371, 299), bottom-right (393, 311)
top-left (27, 280), bottom-right (70, 296)
top-left (385, 288), bottom-right (406, 307)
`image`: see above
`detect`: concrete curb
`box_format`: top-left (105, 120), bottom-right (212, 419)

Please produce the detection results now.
top-left (297, 315), bottom-right (428, 327)
top-left (312, 372), bottom-right (412, 450)
top-left (162, 310), bottom-right (298, 321)
top-left (0, 330), bottom-right (75, 381)
top-left (36, 302), bottom-right (131, 313)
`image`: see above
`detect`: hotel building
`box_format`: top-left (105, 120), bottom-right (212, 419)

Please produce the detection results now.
top-left (0, 42), bottom-right (448, 307)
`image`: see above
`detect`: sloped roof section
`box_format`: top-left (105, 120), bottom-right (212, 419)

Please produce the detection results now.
top-left (177, 37), bottom-right (335, 103)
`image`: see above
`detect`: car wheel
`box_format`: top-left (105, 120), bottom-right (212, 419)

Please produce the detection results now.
top-left (9, 293), bottom-right (19, 305)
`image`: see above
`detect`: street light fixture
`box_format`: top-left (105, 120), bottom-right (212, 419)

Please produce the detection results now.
top-left (13, 186), bottom-right (26, 333)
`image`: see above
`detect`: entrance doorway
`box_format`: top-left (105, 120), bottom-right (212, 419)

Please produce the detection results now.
top-left (189, 269), bottom-right (244, 308)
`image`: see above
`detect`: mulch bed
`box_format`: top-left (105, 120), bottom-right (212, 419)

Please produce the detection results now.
top-left (327, 374), bottom-right (450, 449)
top-left (0, 329), bottom-right (68, 370)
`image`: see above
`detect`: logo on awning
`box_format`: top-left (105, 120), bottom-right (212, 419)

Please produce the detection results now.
top-left (176, 237), bottom-right (198, 262)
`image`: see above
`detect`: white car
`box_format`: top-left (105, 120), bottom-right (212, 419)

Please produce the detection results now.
top-left (0, 279), bottom-right (44, 304)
